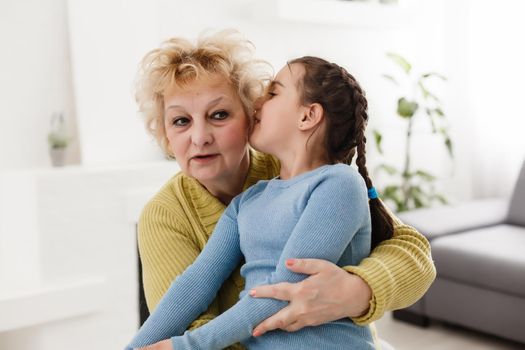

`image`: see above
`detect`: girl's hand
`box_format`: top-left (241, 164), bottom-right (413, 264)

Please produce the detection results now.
top-left (250, 258), bottom-right (371, 337)
top-left (135, 339), bottom-right (172, 350)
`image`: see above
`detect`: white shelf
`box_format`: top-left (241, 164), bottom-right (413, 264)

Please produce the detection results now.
top-left (0, 278), bottom-right (106, 333)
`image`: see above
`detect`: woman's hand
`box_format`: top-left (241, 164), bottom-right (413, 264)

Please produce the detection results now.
top-left (135, 339), bottom-right (172, 350)
top-left (250, 258), bottom-right (371, 337)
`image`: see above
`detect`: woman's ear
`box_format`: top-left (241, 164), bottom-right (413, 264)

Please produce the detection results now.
top-left (298, 103), bottom-right (324, 131)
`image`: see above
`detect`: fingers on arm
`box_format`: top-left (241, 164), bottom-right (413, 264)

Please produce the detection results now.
top-left (250, 282), bottom-right (294, 300)
top-left (253, 308), bottom-right (293, 336)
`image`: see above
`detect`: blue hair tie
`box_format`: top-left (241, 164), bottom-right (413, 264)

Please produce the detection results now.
top-left (368, 187), bottom-right (378, 199)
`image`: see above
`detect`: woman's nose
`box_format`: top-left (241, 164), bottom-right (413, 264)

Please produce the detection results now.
top-left (191, 121), bottom-right (213, 147)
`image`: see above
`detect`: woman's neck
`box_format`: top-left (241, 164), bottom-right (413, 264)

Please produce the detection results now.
top-left (200, 149), bottom-right (251, 205)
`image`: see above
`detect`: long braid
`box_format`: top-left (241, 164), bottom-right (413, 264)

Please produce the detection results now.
top-left (290, 56), bottom-right (394, 249)
top-left (346, 72), bottom-right (394, 248)
top-left (346, 73), bottom-right (372, 187)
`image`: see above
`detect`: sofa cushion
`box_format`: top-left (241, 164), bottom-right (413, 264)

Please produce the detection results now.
top-left (508, 160), bottom-right (525, 226)
top-left (431, 224), bottom-right (525, 298)
top-left (398, 199), bottom-right (508, 241)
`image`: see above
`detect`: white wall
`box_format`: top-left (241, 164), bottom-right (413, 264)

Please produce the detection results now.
top-left (1, 0), bottom-right (523, 196)
top-left (0, 0), bottom-right (81, 170)
top-left (466, 0), bottom-right (525, 197)
top-left (67, 0), bottom-right (164, 166)
top-left (68, 0), bottom-right (458, 197)
top-left (0, 162), bottom-right (179, 350)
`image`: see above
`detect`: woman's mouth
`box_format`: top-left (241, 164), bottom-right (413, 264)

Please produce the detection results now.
top-left (191, 154), bottom-right (220, 163)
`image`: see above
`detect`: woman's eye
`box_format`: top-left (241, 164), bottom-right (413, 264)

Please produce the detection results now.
top-left (210, 110), bottom-right (229, 120)
top-left (267, 92), bottom-right (277, 98)
top-left (172, 117), bottom-right (190, 127)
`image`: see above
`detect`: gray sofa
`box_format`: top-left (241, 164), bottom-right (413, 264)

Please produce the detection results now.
top-left (394, 160), bottom-right (525, 344)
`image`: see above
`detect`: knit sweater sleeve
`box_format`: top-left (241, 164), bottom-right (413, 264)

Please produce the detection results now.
top-left (167, 169), bottom-right (371, 349)
top-left (137, 200), bottom-right (221, 332)
top-left (344, 202), bottom-right (436, 325)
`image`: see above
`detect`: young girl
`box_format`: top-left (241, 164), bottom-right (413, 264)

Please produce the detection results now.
top-left (126, 56), bottom-right (394, 350)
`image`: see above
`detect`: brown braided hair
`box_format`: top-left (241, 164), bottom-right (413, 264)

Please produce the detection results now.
top-left (289, 56), bottom-right (393, 249)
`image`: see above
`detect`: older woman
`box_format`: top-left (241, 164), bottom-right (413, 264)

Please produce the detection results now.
top-left (135, 30), bottom-right (435, 349)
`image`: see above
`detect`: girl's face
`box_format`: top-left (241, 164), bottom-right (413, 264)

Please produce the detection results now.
top-left (250, 63), bottom-right (305, 155)
top-left (163, 75), bottom-right (250, 185)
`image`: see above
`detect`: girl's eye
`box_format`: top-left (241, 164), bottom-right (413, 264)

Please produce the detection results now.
top-left (172, 117), bottom-right (190, 127)
top-left (267, 92), bottom-right (277, 98)
top-left (210, 110), bottom-right (229, 120)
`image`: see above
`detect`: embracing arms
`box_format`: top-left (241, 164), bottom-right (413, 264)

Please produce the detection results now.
top-left (250, 204), bottom-right (436, 335)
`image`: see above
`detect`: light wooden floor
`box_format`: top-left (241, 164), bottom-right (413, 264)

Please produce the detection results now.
top-left (374, 312), bottom-right (524, 350)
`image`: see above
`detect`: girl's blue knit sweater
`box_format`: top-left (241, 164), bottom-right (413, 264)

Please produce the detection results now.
top-left (126, 164), bottom-right (374, 349)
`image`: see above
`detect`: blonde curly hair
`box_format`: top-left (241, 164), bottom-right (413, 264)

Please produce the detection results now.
top-left (135, 29), bottom-right (272, 156)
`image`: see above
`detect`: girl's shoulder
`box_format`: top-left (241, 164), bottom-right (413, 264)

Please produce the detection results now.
top-left (314, 163), bottom-right (362, 184)
top-left (316, 164), bottom-right (367, 197)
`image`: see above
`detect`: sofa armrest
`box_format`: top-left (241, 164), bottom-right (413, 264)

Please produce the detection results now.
top-left (398, 198), bottom-right (509, 241)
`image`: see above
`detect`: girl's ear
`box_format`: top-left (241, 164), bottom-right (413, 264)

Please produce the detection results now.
top-left (298, 103), bottom-right (324, 131)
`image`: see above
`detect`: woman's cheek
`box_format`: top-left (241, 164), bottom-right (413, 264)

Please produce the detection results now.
top-left (222, 122), bottom-right (250, 149)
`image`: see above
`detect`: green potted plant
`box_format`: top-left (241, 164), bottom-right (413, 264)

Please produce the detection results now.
top-left (373, 52), bottom-right (453, 212)
top-left (48, 112), bottom-right (70, 167)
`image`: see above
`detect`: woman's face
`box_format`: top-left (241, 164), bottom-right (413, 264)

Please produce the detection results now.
top-left (163, 75), bottom-right (250, 184)
top-left (250, 63), bottom-right (305, 155)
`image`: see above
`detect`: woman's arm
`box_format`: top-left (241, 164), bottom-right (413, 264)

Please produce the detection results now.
top-left (127, 202), bottom-right (243, 349)
top-left (345, 212), bottom-right (436, 325)
top-left (138, 201), bottom-right (222, 329)
top-left (249, 202), bottom-right (435, 335)
top-left (169, 169), bottom-right (371, 349)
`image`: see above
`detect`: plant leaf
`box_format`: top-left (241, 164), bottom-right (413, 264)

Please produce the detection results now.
top-left (382, 74), bottom-right (399, 86)
top-left (414, 170), bottom-right (436, 181)
top-left (433, 108), bottom-right (444, 117)
top-left (382, 185), bottom-right (406, 212)
top-left (373, 129), bottom-right (383, 154)
top-left (422, 72), bottom-right (447, 81)
top-left (418, 81), bottom-right (440, 102)
top-left (425, 108), bottom-right (438, 133)
top-left (377, 164), bottom-right (399, 175)
top-left (444, 136), bottom-right (454, 158)
top-left (413, 195), bottom-right (425, 209)
top-left (386, 52), bottom-right (412, 74)
top-left (409, 186), bottom-right (430, 209)
top-left (397, 98), bottom-right (418, 118)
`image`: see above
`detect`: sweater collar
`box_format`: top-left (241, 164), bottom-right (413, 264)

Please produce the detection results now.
top-left (184, 149), bottom-right (277, 236)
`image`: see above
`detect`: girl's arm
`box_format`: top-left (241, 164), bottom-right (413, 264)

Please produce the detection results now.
top-left (126, 201), bottom-right (243, 350)
top-left (169, 169), bottom-right (370, 350)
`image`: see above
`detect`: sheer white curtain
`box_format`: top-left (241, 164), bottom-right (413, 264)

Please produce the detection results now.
top-left (467, 0), bottom-right (525, 198)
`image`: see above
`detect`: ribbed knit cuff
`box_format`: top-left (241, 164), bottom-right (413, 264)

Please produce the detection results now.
top-left (343, 256), bottom-right (391, 325)
top-left (343, 223), bottom-right (436, 325)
